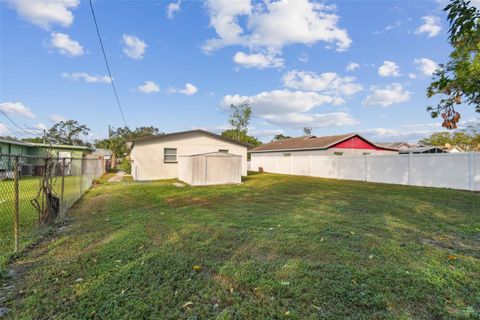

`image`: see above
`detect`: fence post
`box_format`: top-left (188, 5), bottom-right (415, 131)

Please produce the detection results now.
top-left (13, 156), bottom-right (19, 252)
top-left (60, 158), bottom-right (66, 218)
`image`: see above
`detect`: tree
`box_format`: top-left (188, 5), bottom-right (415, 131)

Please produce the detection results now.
top-left (221, 129), bottom-right (262, 148)
top-left (418, 127), bottom-right (480, 151)
top-left (46, 120), bottom-right (90, 146)
top-left (303, 127), bottom-right (312, 136)
top-left (228, 101), bottom-right (252, 141)
top-left (95, 126), bottom-right (162, 169)
top-left (272, 134), bottom-right (292, 141)
top-left (426, 0), bottom-right (480, 129)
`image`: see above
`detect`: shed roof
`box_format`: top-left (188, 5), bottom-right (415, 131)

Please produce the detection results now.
top-left (129, 129), bottom-right (250, 148)
top-left (250, 133), bottom-right (396, 153)
top-left (180, 151), bottom-right (242, 157)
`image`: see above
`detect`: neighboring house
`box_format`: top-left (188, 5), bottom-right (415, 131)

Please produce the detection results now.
top-left (399, 146), bottom-right (448, 154)
top-left (249, 133), bottom-right (397, 158)
top-left (0, 138), bottom-right (94, 178)
top-left (0, 138), bottom-right (93, 158)
top-left (129, 130), bottom-right (249, 181)
top-left (376, 142), bottom-right (417, 151)
top-left (441, 144), bottom-right (465, 153)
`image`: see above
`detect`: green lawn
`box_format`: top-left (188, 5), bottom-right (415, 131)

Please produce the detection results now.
top-left (0, 175), bottom-right (87, 278)
top-left (3, 173), bottom-right (479, 319)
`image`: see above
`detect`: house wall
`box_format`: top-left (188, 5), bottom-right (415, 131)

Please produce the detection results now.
top-left (251, 147), bottom-right (395, 159)
top-left (130, 133), bottom-right (248, 181)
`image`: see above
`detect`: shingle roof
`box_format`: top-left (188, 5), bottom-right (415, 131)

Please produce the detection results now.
top-left (250, 133), bottom-right (357, 153)
top-left (129, 129), bottom-right (251, 148)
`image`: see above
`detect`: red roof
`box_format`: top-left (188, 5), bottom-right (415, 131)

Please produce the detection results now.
top-left (250, 133), bottom-right (397, 153)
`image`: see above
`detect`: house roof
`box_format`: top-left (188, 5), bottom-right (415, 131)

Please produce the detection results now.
top-left (180, 151), bottom-right (242, 157)
top-left (376, 142), bottom-right (412, 150)
top-left (398, 146), bottom-right (447, 154)
top-left (0, 138), bottom-right (92, 150)
top-left (0, 138), bottom-right (33, 147)
top-left (129, 129), bottom-right (251, 148)
top-left (250, 133), bottom-right (396, 153)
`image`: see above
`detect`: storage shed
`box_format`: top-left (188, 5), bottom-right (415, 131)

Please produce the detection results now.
top-left (178, 152), bottom-right (242, 186)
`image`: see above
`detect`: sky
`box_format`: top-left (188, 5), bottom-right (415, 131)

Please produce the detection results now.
top-left (1, 0), bottom-right (479, 143)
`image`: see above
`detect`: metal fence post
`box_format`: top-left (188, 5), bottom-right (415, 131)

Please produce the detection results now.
top-left (13, 156), bottom-right (19, 252)
top-left (60, 158), bottom-right (66, 217)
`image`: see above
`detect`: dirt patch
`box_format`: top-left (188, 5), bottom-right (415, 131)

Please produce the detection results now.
top-left (164, 196), bottom-right (212, 208)
top-left (420, 236), bottom-right (480, 258)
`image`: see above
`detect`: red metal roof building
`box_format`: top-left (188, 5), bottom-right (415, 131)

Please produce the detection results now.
top-left (250, 133), bottom-right (397, 157)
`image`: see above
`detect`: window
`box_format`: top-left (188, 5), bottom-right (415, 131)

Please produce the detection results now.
top-left (219, 149), bottom-right (229, 153)
top-left (363, 152), bottom-right (370, 155)
top-left (334, 152), bottom-right (344, 156)
top-left (283, 153), bottom-right (291, 157)
top-left (164, 148), bottom-right (177, 163)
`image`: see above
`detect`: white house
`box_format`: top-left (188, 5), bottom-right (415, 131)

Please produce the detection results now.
top-left (129, 130), bottom-right (249, 181)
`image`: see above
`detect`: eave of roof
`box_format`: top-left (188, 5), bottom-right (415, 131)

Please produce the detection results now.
top-left (129, 129), bottom-right (251, 148)
top-left (249, 133), bottom-right (397, 153)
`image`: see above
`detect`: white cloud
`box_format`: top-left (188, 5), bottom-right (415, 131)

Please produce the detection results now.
top-left (169, 83), bottom-right (199, 95)
top-left (282, 70), bottom-right (362, 96)
top-left (221, 89), bottom-right (340, 116)
top-left (137, 81), bottom-right (160, 93)
top-left (415, 16), bottom-right (441, 38)
top-left (378, 60), bottom-right (401, 77)
top-left (62, 72), bottom-right (111, 83)
top-left (233, 51), bottom-right (284, 68)
top-left (360, 122), bottom-right (442, 142)
top-left (203, 0), bottom-right (351, 54)
top-left (0, 102), bottom-right (36, 118)
top-left (414, 58), bottom-right (438, 76)
top-left (167, 0), bottom-right (181, 19)
top-left (33, 123), bottom-right (48, 131)
top-left (408, 73), bottom-right (417, 79)
top-left (362, 83), bottom-right (412, 107)
top-left (48, 32), bottom-right (84, 57)
top-left (8, 0), bottom-right (79, 30)
top-left (0, 123), bottom-right (10, 135)
top-left (221, 88), bottom-right (358, 128)
top-left (262, 112), bottom-right (358, 128)
top-left (298, 53), bottom-right (309, 62)
top-left (180, 83), bottom-right (198, 95)
top-left (122, 34), bottom-right (147, 60)
top-left (346, 62), bottom-right (359, 72)
top-left (49, 114), bottom-right (67, 123)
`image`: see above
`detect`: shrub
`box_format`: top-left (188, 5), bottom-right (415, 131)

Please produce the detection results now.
top-left (120, 158), bottom-right (131, 174)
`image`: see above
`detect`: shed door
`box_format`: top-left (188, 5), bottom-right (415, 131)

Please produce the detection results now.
top-left (206, 156), bottom-right (230, 184)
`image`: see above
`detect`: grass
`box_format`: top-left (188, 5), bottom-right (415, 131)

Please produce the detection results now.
top-left (3, 173), bottom-right (479, 319)
top-left (0, 175), bottom-right (92, 279)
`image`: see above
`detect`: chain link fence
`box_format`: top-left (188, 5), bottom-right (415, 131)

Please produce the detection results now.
top-left (0, 154), bottom-right (105, 272)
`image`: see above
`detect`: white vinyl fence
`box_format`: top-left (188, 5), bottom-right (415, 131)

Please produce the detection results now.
top-left (248, 153), bottom-right (480, 191)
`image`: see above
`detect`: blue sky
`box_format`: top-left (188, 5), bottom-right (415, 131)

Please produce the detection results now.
top-left (1, 0), bottom-right (479, 143)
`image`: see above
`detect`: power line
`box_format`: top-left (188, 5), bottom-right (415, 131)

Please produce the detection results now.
top-left (88, 0), bottom-right (128, 128)
top-left (0, 109), bottom-right (39, 136)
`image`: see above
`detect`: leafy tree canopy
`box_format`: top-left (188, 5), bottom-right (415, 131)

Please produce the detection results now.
top-left (427, 0), bottom-right (480, 129)
top-left (418, 127), bottom-right (480, 151)
top-left (45, 120), bottom-right (90, 146)
top-left (221, 129), bottom-right (262, 148)
top-left (272, 134), bottom-right (292, 141)
top-left (228, 101), bottom-right (252, 141)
